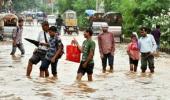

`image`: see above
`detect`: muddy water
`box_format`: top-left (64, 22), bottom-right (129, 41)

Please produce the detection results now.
top-left (0, 25), bottom-right (170, 100)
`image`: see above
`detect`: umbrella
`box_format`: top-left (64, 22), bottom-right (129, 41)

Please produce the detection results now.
top-left (24, 38), bottom-right (39, 47)
top-left (85, 10), bottom-right (96, 16)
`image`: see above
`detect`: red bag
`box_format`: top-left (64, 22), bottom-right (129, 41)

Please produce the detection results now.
top-left (66, 45), bottom-right (81, 63)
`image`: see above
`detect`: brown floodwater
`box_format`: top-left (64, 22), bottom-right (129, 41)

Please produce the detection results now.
top-left (0, 25), bottom-right (170, 100)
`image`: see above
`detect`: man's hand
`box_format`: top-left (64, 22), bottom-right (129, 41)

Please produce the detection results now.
top-left (131, 56), bottom-right (135, 60)
top-left (33, 48), bottom-right (38, 53)
top-left (72, 38), bottom-right (78, 45)
top-left (100, 54), bottom-right (104, 59)
top-left (13, 41), bottom-right (17, 46)
top-left (150, 51), bottom-right (156, 56)
top-left (51, 56), bottom-right (56, 63)
top-left (82, 62), bottom-right (88, 68)
top-left (111, 52), bottom-right (114, 56)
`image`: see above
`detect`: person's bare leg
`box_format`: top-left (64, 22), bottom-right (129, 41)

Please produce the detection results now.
top-left (130, 64), bottom-right (133, 72)
top-left (109, 65), bottom-right (114, 73)
top-left (40, 70), bottom-right (45, 77)
top-left (134, 65), bottom-right (137, 72)
top-left (76, 73), bottom-right (83, 81)
top-left (26, 61), bottom-right (33, 77)
top-left (45, 70), bottom-right (49, 77)
top-left (87, 74), bottom-right (93, 81)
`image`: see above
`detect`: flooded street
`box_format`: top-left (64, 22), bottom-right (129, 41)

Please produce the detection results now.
top-left (0, 25), bottom-right (170, 100)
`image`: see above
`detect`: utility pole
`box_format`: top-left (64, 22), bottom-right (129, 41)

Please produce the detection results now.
top-left (0, 0), bottom-right (4, 12)
top-left (7, 0), bottom-right (12, 13)
top-left (48, 0), bottom-right (54, 14)
top-left (96, 0), bottom-right (105, 13)
top-left (51, 0), bottom-right (54, 14)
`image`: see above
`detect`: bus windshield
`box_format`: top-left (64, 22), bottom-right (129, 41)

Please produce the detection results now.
top-left (89, 13), bottom-right (104, 22)
top-left (103, 12), bottom-right (122, 26)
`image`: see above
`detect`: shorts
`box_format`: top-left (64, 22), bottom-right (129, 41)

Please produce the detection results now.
top-left (29, 49), bottom-right (47, 64)
top-left (40, 58), bottom-right (58, 71)
top-left (129, 57), bottom-right (139, 67)
top-left (77, 61), bottom-right (94, 75)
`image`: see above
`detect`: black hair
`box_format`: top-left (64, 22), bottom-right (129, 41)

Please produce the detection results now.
top-left (140, 27), bottom-right (148, 32)
top-left (18, 18), bottom-right (24, 23)
top-left (49, 26), bottom-right (57, 32)
top-left (156, 25), bottom-right (160, 29)
top-left (41, 21), bottom-right (49, 26)
top-left (131, 34), bottom-right (138, 41)
top-left (85, 28), bottom-right (93, 36)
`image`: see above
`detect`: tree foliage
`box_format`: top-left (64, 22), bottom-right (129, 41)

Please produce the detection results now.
top-left (111, 0), bottom-right (170, 36)
top-left (12, 0), bottom-right (38, 12)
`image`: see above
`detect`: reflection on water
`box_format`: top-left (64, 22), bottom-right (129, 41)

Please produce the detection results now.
top-left (0, 93), bottom-right (22, 100)
top-left (0, 26), bottom-right (170, 100)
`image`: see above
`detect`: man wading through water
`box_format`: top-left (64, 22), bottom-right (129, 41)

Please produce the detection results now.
top-left (98, 23), bottom-right (115, 73)
top-left (26, 21), bottom-right (50, 77)
top-left (73, 29), bottom-right (95, 81)
top-left (138, 27), bottom-right (157, 73)
top-left (10, 18), bottom-right (25, 56)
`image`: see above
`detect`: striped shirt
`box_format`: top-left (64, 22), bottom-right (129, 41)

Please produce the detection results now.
top-left (45, 35), bottom-right (62, 60)
top-left (98, 32), bottom-right (115, 55)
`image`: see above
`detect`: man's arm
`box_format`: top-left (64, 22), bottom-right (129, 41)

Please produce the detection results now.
top-left (111, 33), bottom-right (115, 54)
top-left (77, 43), bottom-right (83, 53)
top-left (73, 39), bottom-right (83, 52)
top-left (51, 41), bottom-right (63, 63)
top-left (98, 35), bottom-right (103, 56)
top-left (53, 45), bottom-right (62, 59)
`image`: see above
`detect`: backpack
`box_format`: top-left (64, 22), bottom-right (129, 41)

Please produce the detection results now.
top-left (55, 37), bottom-right (64, 59)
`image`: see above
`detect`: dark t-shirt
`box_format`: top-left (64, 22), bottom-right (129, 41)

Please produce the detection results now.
top-left (151, 29), bottom-right (161, 44)
top-left (82, 39), bottom-right (95, 64)
top-left (56, 18), bottom-right (63, 26)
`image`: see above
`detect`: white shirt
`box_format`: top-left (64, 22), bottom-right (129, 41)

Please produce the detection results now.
top-left (37, 31), bottom-right (50, 50)
top-left (138, 34), bottom-right (157, 53)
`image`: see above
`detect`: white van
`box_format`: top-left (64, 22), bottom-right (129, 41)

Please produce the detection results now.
top-left (47, 15), bottom-right (56, 25)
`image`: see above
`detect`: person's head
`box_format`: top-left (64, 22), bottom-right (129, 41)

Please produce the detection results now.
top-left (101, 23), bottom-right (108, 33)
top-left (18, 18), bottom-right (24, 27)
top-left (140, 27), bottom-right (148, 37)
top-left (41, 21), bottom-right (49, 32)
top-left (58, 14), bottom-right (61, 18)
top-left (131, 34), bottom-right (138, 43)
top-left (48, 26), bottom-right (57, 37)
top-left (84, 28), bottom-right (93, 39)
top-left (156, 25), bottom-right (160, 29)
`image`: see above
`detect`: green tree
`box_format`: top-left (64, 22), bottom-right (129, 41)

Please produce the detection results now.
top-left (72, 0), bottom-right (96, 29)
top-left (57, 0), bottom-right (75, 14)
top-left (106, 0), bottom-right (170, 36)
top-left (12, 0), bottom-right (38, 12)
